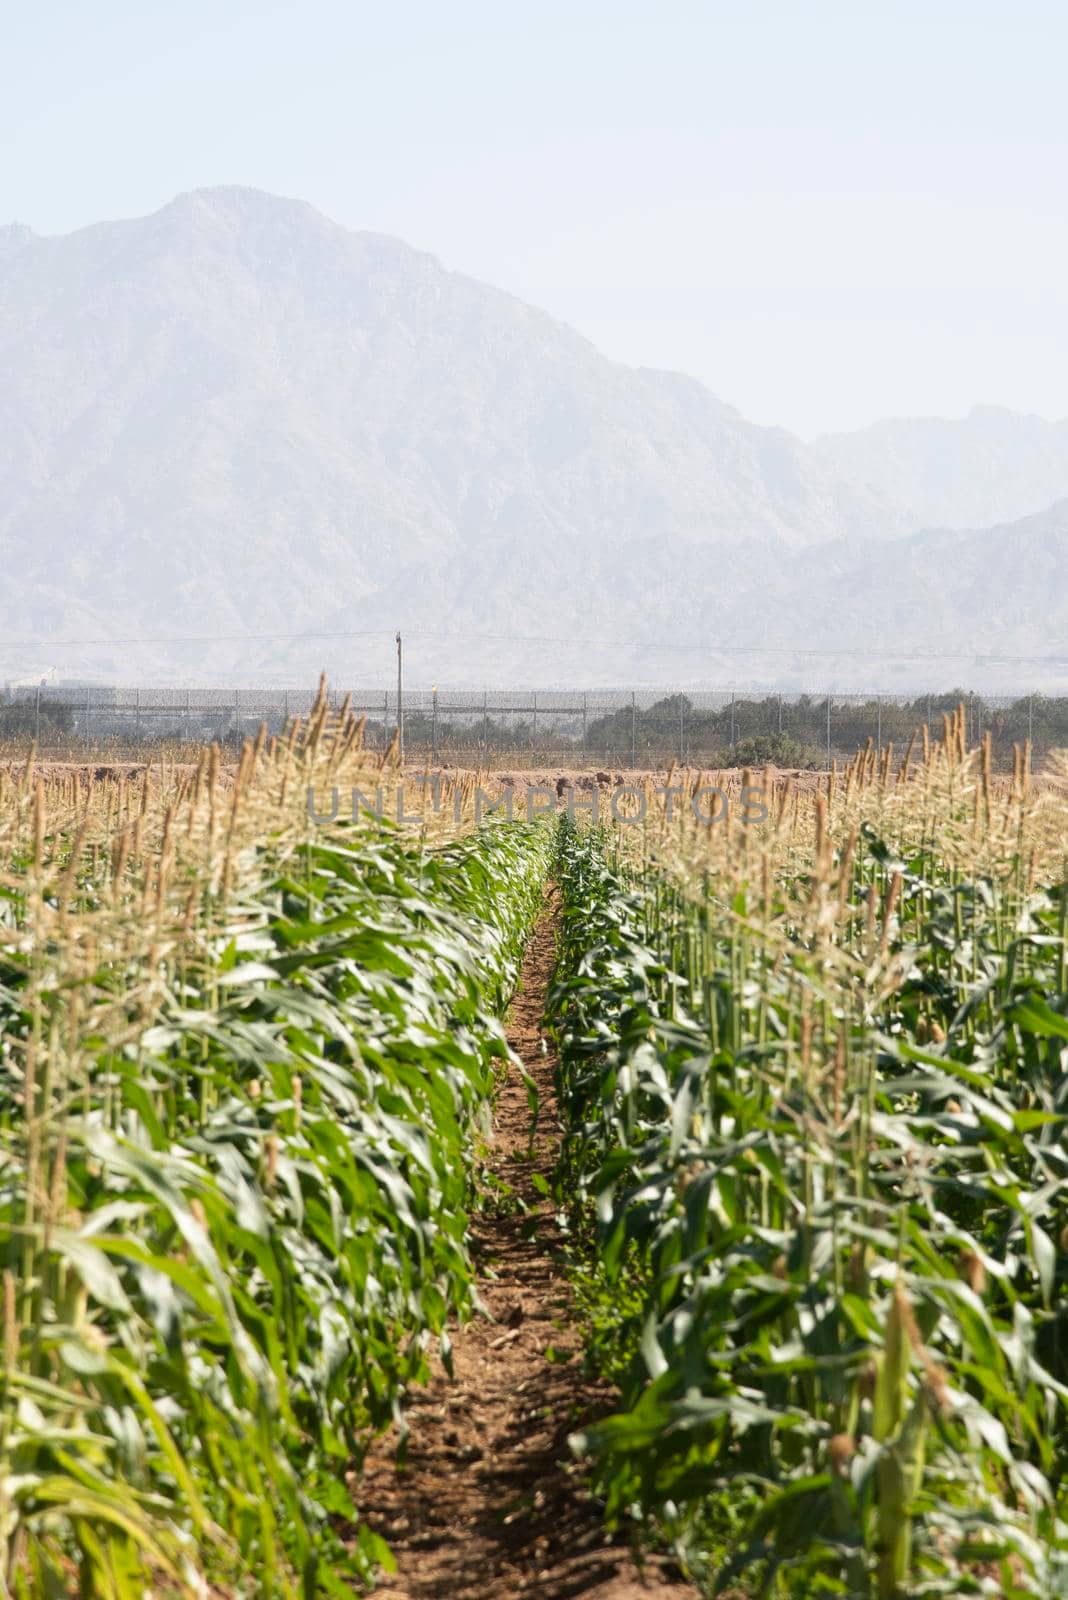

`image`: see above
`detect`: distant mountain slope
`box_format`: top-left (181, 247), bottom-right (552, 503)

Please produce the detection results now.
top-left (0, 186), bottom-right (907, 682)
top-left (1, 186), bottom-right (1065, 691)
top-left (782, 498), bottom-right (1068, 664)
top-left (813, 405), bottom-right (1068, 530)
top-left (253, 499), bottom-right (1068, 690)
top-left (0, 223), bottom-right (32, 265)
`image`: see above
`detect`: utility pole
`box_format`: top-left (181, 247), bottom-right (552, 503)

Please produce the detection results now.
top-left (395, 632), bottom-right (404, 763)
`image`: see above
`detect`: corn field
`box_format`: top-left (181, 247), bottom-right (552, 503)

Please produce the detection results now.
top-left (1, 693), bottom-right (1067, 1596)
top-left (0, 689), bottom-right (550, 1596)
top-left (548, 717), bottom-right (1068, 1596)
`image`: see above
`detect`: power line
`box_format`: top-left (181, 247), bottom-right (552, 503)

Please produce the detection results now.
top-left (0, 627), bottom-right (396, 648)
top-left (391, 629), bottom-right (1068, 669)
top-left (0, 623), bottom-right (1064, 671)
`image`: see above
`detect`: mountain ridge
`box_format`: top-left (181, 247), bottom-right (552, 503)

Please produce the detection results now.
top-left (0, 186), bottom-right (1063, 690)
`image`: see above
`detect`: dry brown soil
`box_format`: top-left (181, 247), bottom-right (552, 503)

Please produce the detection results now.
top-left (414, 764), bottom-right (817, 792)
top-left (354, 900), bottom-right (695, 1600)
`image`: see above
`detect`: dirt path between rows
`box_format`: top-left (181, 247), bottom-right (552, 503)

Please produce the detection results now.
top-left (357, 896), bottom-right (695, 1600)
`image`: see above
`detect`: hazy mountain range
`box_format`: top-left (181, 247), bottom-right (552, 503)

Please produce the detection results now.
top-left (0, 187), bottom-right (1064, 690)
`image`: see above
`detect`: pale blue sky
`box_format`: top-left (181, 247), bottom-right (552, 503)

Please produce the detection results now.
top-left (5, 0), bottom-right (1067, 434)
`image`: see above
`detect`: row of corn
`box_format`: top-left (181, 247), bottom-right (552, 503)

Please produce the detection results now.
top-left (0, 704), bottom-right (552, 1597)
top-left (547, 743), bottom-right (1068, 1599)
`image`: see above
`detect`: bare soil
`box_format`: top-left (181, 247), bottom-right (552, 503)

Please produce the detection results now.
top-left (414, 763), bottom-right (814, 791)
top-left (416, 763), bottom-right (1060, 801)
top-left (6, 758), bottom-right (1050, 797)
top-left (354, 899), bottom-right (695, 1600)
top-left (0, 758), bottom-right (208, 784)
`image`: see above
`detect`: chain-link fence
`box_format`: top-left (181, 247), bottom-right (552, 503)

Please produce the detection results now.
top-left (1, 683), bottom-right (1063, 769)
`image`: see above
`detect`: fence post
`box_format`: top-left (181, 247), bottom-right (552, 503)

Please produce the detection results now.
top-left (778, 692), bottom-right (783, 735)
top-left (679, 697), bottom-right (685, 766)
top-left (35, 683), bottom-right (41, 744)
top-left (730, 690), bottom-right (736, 753)
top-left (826, 694), bottom-right (831, 769)
top-left (395, 632), bottom-right (404, 764)
top-left (186, 688), bottom-right (192, 741)
top-left (876, 694), bottom-right (882, 755)
top-left (431, 687), bottom-right (438, 766)
top-left (482, 691), bottom-right (488, 764)
top-left (85, 685), bottom-right (91, 739)
top-left (1028, 692), bottom-right (1034, 749)
top-left (135, 687), bottom-right (140, 743)
top-left (630, 691), bottom-right (636, 768)
top-left (532, 691), bottom-right (537, 753)
top-left (582, 692), bottom-right (587, 756)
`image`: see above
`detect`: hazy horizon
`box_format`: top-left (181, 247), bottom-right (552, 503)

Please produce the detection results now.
top-left (7, 0), bottom-right (1068, 436)
top-left (3, 180), bottom-right (1068, 694)
top-left (4, 5), bottom-right (1068, 693)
